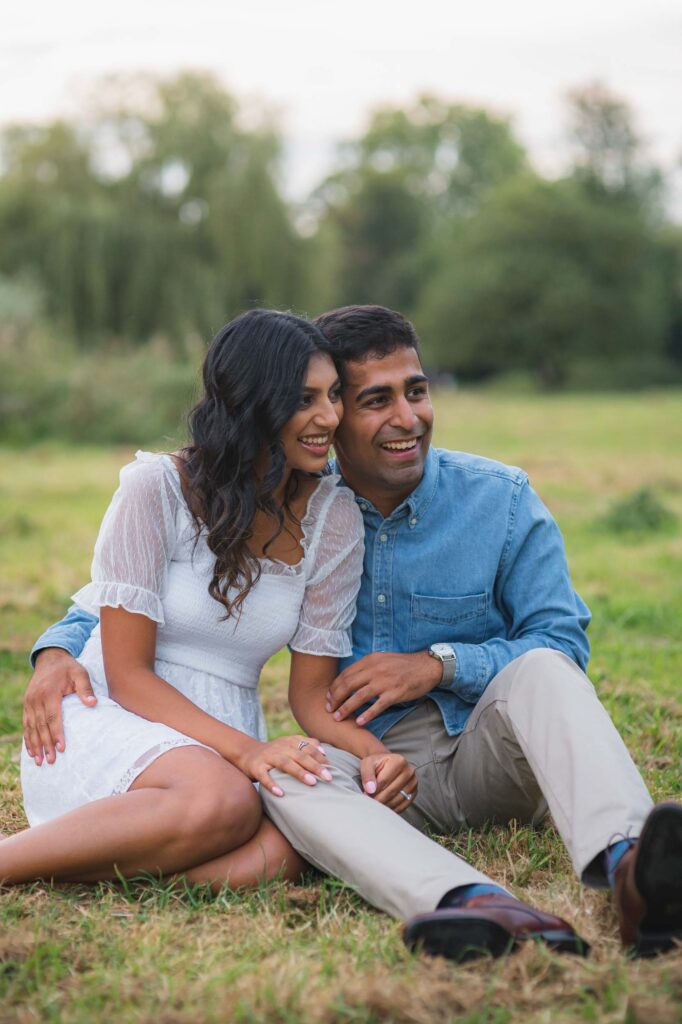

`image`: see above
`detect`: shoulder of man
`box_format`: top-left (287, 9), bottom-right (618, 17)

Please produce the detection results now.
top-left (433, 447), bottom-right (528, 488)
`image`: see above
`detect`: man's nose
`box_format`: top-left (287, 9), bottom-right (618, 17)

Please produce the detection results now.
top-left (390, 396), bottom-right (419, 432)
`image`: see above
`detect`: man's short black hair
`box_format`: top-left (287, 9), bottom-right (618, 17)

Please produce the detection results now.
top-left (313, 305), bottom-right (420, 370)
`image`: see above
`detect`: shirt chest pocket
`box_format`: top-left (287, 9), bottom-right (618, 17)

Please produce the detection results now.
top-left (408, 593), bottom-right (488, 649)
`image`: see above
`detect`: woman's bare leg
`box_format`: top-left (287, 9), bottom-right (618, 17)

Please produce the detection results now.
top-left (182, 817), bottom-right (307, 892)
top-left (1, 747), bottom-right (261, 884)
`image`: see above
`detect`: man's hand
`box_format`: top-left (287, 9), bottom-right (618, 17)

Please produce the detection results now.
top-left (326, 651), bottom-right (443, 727)
top-left (360, 750), bottom-right (417, 813)
top-left (23, 649), bottom-right (96, 765)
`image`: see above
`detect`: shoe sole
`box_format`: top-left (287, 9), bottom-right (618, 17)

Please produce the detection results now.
top-left (632, 803), bottom-right (682, 958)
top-left (403, 916), bottom-right (590, 963)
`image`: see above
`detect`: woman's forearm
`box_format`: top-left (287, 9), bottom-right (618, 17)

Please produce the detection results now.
top-left (109, 667), bottom-right (258, 769)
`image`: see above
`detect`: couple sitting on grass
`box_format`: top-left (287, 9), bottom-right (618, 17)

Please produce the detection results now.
top-left (6, 305), bottom-right (681, 962)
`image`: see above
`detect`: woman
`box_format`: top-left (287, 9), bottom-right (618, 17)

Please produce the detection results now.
top-left (3, 309), bottom-right (370, 890)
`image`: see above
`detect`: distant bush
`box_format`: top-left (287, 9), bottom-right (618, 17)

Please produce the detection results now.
top-left (599, 488), bottom-right (677, 535)
top-left (0, 332), bottom-right (200, 445)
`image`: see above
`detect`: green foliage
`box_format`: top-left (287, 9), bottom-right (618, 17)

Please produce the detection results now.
top-left (1, 75), bottom-right (681, 390)
top-left (599, 488), bottom-right (678, 536)
top-left (417, 175), bottom-right (669, 386)
top-left (0, 73), bottom-right (308, 346)
top-left (313, 94), bottom-right (527, 312)
top-left (0, 332), bottom-right (197, 444)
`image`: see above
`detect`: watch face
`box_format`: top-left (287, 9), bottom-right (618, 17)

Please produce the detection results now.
top-left (431, 644), bottom-right (454, 659)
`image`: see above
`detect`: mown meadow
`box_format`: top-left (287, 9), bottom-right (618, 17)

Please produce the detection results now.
top-left (1, 389), bottom-right (681, 1023)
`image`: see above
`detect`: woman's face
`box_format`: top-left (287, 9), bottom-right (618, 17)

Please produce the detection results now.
top-left (279, 352), bottom-right (343, 473)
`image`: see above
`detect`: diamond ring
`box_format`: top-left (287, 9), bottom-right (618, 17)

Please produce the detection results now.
top-left (399, 789), bottom-right (413, 802)
top-left (297, 740), bottom-right (310, 751)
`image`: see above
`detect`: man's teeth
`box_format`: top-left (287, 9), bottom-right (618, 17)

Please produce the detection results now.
top-left (382, 439), bottom-right (417, 451)
top-left (299, 435), bottom-right (329, 445)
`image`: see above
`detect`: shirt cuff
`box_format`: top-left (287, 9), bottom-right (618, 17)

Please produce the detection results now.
top-left (29, 634), bottom-right (85, 668)
top-left (449, 642), bottom-right (491, 702)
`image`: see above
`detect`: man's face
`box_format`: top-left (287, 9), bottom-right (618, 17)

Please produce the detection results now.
top-left (333, 347), bottom-right (434, 508)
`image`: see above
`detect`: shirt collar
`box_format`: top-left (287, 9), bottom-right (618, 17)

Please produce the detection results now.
top-left (331, 445), bottom-right (440, 524)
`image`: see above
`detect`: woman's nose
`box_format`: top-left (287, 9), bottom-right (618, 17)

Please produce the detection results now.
top-left (316, 400), bottom-right (342, 429)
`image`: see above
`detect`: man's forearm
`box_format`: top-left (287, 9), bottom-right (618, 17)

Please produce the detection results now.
top-left (30, 605), bottom-right (99, 667)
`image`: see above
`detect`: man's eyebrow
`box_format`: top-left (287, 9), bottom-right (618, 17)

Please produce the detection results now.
top-left (355, 374), bottom-right (429, 402)
top-left (355, 384), bottom-right (391, 402)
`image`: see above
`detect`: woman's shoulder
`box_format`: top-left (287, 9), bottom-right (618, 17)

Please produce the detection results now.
top-left (116, 451), bottom-right (185, 507)
top-left (301, 474), bottom-right (363, 550)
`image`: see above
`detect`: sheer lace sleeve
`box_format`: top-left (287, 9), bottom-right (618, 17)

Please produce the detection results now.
top-left (71, 452), bottom-right (180, 625)
top-left (290, 482), bottom-right (364, 657)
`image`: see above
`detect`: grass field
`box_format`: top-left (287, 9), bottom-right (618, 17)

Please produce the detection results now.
top-left (1, 389), bottom-right (681, 1023)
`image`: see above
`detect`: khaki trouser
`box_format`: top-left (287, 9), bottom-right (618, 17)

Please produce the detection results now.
top-left (262, 649), bottom-right (653, 920)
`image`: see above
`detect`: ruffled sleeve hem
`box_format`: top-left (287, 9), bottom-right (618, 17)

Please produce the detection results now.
top-left (289, 622), bottom-right (353, 658)
top-left (71, 581), bottom-right (165, 625)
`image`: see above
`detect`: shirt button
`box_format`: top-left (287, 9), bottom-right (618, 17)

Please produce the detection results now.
top-left (410, 517), bottom-right (418, 526)
top-left (359, 503), bottom-right (368, 512)
top-left (379, 533), bottom-right (388, 543)
top-left (377, 593), bottom-right (386, 604)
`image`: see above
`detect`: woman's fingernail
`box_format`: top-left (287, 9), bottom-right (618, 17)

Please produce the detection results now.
top-left (325, 703), bottom-right (332, 713)
top-left (365, 781), bottom-right (377, 795)
top-left (273, 786), bottom-right (284, 797)
top-left (317, 745), bottom-right (326, 755)
top-left (357, 716), bottom-right (365, 726)
top-left (333, 712), bottom-right (341, 721)
top-left (321, 768), bottom-right (333, 782)
top-left (304, 773), bottom-right (317, 786)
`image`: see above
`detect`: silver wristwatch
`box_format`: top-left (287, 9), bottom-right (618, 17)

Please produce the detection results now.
top-left (428, 643), bottom-right (457, 685)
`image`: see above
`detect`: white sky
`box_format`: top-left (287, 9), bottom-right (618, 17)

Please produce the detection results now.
top-left (2, 0), bottom-right (681, 205)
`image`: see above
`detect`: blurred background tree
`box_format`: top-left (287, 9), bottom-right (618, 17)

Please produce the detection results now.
top-left (0, 73), bottom-right (680, 442)
top-left (0, 72), bottom-right (307, 348)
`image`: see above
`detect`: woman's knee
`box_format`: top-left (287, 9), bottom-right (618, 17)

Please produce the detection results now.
top-left (182, 762), bottom-right (260, 845)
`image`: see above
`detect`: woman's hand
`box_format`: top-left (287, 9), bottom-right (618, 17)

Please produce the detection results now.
top-left (238, 735), bottom-right (333, 796)
top-left (360, 751), bottom-right (417, 814)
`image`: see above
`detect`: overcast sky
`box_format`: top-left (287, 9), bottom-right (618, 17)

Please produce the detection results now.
top-left (3, 0), bottom-right (681, 204)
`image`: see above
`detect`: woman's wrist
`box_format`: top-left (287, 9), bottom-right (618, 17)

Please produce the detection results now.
top-left (224, 733), bottom-right (261, 774)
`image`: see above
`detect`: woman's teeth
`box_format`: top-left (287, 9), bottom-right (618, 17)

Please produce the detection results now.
top-left (382, 439), bottom-right (417, 451)
top-left (299, 434), bottom-right (329, 446)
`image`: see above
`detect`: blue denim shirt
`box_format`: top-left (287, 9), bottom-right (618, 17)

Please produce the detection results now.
top-left (32, 447), bottom-right (590, 740)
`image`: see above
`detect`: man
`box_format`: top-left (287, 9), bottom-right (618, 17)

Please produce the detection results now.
top-left (24, 306), bottom-right (681, 961)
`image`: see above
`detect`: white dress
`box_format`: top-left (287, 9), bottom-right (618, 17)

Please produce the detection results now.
top-left (21, 452), bottom-right (364, 826)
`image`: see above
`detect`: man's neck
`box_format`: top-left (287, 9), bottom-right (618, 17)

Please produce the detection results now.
top-left (336, 465), bottom-right (419, 519)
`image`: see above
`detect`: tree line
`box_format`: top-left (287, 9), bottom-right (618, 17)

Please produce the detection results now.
top-left (1, 72), bottom-right (680, 389)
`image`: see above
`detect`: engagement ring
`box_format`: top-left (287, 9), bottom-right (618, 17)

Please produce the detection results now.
top-left (399, 790), bottom-right (413, 802)
top-left (298, 740), bottom-right (310, 751)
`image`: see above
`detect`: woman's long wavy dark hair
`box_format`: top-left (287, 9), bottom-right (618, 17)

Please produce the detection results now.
top-left (181, 309), bottom-right (333, 619)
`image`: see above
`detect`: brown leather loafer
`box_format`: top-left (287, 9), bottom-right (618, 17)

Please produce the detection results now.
top-left (614, 802), bottom-right (682, 957)
top-left (403, 893), bottom-right (590, 963)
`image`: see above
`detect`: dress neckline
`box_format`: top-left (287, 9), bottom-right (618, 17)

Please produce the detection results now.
top-left (135, 451), bottom-right (337, 577)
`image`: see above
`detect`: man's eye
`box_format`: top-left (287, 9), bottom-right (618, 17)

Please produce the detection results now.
top-left (408, 387), bottom-right (427, 398)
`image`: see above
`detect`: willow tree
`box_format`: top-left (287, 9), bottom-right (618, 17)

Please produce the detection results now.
top-left (0, 72), bottom-right (308, 345)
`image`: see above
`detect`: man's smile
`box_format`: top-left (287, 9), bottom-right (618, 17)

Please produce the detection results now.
top-left (378, 435), bottom-right (423, 458)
